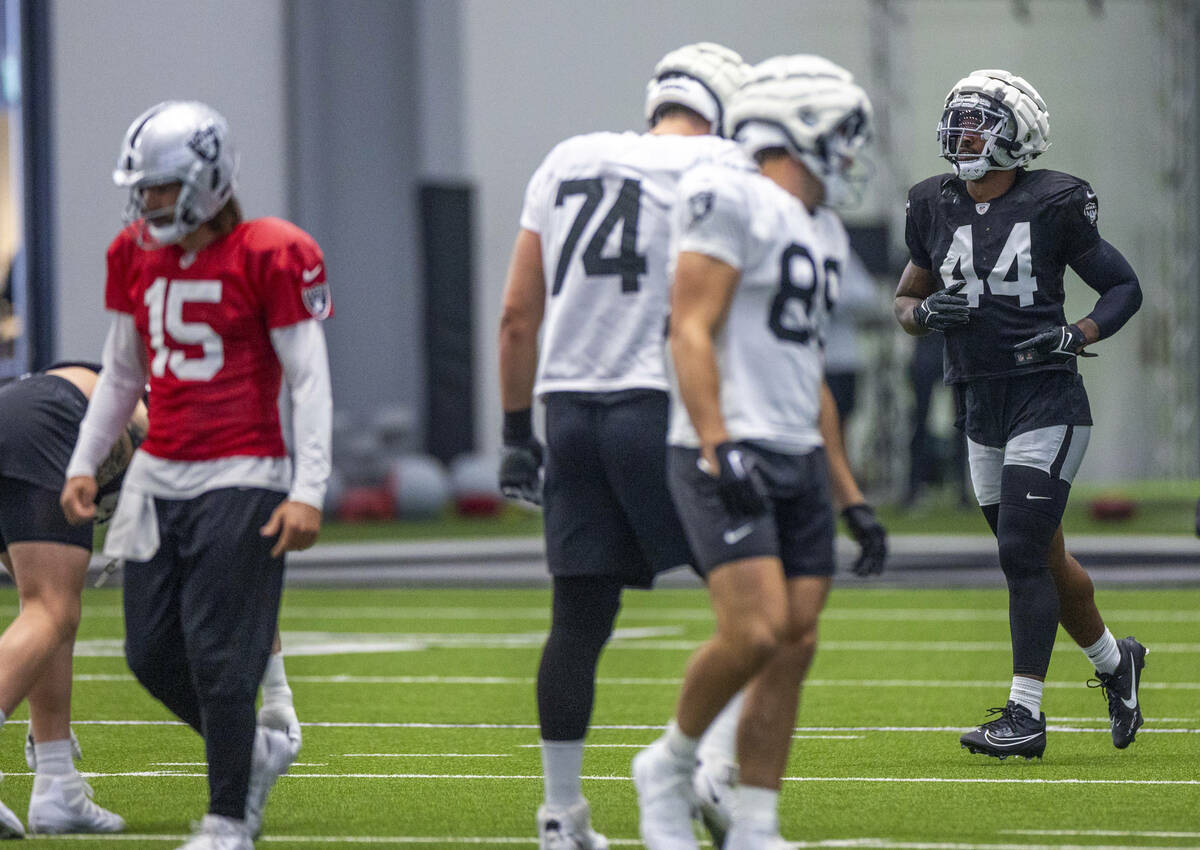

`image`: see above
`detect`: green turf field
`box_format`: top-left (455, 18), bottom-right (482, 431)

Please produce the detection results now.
top-left (0, 584), bottom-right (1197, 848)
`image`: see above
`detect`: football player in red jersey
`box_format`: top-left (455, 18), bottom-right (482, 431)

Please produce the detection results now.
top-left (60, 101), bottom-right (332, 850)
top-left (0, 362), bottom-right (144, 837)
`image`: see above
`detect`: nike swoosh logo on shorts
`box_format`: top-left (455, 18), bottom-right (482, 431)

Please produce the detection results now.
top-left (722, 523), bottom-right (753, 545)
top-left (1122, 662), bottom-right (1139, 710)
top-left (1025, 492), bottom-right (1052, 501)
top-left (302, 264), bottom-right (323, 283)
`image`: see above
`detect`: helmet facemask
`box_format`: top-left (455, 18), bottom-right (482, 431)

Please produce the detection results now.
top-left (938, 92), bottom-right (1019, 180)
top-left (120, 176), bottom-right (205, 249)
top-left (807, 106), bottom-right (872, 207)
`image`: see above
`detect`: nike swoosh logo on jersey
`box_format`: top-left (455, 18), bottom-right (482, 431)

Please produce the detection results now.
top-left (983, 730), bottom-right (1042, 748)
top-left (1122, 660), bottom-right (1139, 710)
top-left (302, 264), bottom-right (323, 283)
top-left (723, 523), bottom-right (754, 545)
top-left (1025, 493), bottom-right (1052, 501)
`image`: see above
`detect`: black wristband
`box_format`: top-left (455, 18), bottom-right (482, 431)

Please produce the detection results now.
top-left (502, 408), bottom-right (534, 443)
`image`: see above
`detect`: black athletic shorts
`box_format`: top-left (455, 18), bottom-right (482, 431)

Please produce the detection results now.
top-left (0, 373), bottom-right (88, 492)
top-left (0, 476), bottom-right (93, 551)
top-left (668, 443), bottom-right (835, 579)
top-left (0, 373), bottom-right (94, 552)
top-left (954, 369), bottom-right (1092, 447)
top-left (542, 390), bottom-right (694, 588)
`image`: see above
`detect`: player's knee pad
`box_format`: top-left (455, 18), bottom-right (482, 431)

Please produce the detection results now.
top-left (1000, 463), bottom-right (1070, 524)
top-left (548, 575), bottom-right (623, 654)
top-left (996, 505), bottom-right (1059, 581)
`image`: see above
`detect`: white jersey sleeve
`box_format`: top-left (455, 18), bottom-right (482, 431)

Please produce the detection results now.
top-left (672, 165), bottom-right (752, 271)
top-left (668, 170), bottom-right (850, 454)
top-left (524, 131), bottom-right (752, 396)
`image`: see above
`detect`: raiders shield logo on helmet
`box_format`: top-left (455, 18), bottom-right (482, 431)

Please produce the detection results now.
top-left (187, 125), bottom-right (221, 163)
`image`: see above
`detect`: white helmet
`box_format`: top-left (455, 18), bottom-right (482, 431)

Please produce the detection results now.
top-left (726, 55), bottom-right (874, 206)
top-left (644, 42), bottom-right (750, 137)
top-left (937, 69), bottom-right (1050, 180)
top-left (113, 101), bottom-right (239, 246)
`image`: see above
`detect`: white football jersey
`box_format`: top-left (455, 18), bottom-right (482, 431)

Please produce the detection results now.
top-left (520, 131), bottom-right (752, 396)
top-left (666, 163), bottom-right (849, 453)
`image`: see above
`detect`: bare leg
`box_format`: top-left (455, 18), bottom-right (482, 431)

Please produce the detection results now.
top-left (1047, 526), bottom-right (1105, 648)
top-left (674, 557), bottom-right (788, 739)
top-left (0, 542), bottom-right (88, 717)
top-left (27, 640), bottom-right (74, 744)
top-left (737, 575), bottom-right (831, 789)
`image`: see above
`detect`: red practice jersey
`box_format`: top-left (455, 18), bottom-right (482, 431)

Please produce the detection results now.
top-left (105, 217), bottom-right (333, 461)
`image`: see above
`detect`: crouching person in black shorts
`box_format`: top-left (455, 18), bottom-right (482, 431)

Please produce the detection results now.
top-left (0, 362), bottom-right (146, 836)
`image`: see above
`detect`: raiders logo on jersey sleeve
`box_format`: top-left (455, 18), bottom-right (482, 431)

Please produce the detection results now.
top-left (687, 191), bottom-right (715, 228)
top-left (301, 283), bottom-right (332, 320)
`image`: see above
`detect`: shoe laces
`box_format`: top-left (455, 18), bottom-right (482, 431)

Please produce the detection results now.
top-left (1087, 674), bottom-right (1125, 716)
top-left (980, 705), bottom-right (1011, 723)
top-left (980, 702), bottom-right (1035, 731)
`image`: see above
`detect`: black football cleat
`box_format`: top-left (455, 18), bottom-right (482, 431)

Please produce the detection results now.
top-left (960, 701), bottom-right (1046, 760)
top-left (1089, 636), bottom-right (1147, 749)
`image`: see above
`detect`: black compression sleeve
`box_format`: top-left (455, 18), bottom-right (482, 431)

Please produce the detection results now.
top-left (1069, 239), bottom-right (1143, 339)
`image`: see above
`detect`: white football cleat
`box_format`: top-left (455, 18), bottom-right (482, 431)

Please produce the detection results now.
top-left (632, 740), bottom-right (700, 850)
top-left (0, 792), bottom-right (24, 839)
top-left (257, 702), bottom-right (302, 751)
top-left (692, 752), bottom-right (738, 849)
top-left (725, 821), bottom-right (791, 850)
top-left (27, 771), bottom-right (125, 834)
top-left (25, 730), bottom-right (82, 771)
top-left (244, 725), bottom-right (298, 838)
top-left (176, 814), bottom-right (252, 850)
top-left (537, 799), bottom-right (609, 850)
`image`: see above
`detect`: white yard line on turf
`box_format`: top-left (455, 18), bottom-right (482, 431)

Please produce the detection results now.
top-left (62, 673), bottom-right (1200, 706)
top-left (342, 753), bottom-right (511, 758)
top-left (70, 635), bottom-right (1200, 656)
top-left (24, 836), bottom-right (1200, 849)
top-left (1003, 830), bottom-right (1200, 839)
top-left (22, 771), bottom-right (1197, 786)
top-left (72, 604), bottom-right (1200, 624)
top-left (9, 719), bottom-right (1197, 734)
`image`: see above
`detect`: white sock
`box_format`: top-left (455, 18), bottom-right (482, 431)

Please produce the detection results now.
top-left (699, 690), bottom-right (744, 765)
top-left (1083, 628), bottom-right (1121, 675)
top-left (0, 707), bottom-right (6, 729)
top-left (734, 785), bottom-right (779, 830)
top-left (1009, 676), bottom-right (1044, 716)
top-left (540, 738), bottom-right (584, 810)
top-left (260, 652), bottom-right (294, 708)
top-left (34, 738), bottom-right (74, 776)
top-left (663, 719), bottom-right (699, 766)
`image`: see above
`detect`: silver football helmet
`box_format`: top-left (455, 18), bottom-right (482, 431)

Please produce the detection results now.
top-left (644, 42), bottom-right (750, 136)
top-left (938, 69), bottom-right (1050, 180)
top-left (113, 101), bottom-right (239, 246)
top-left (726, 55), bottom-right (874, 206)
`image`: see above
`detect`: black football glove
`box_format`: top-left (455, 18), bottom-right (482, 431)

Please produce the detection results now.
top-left (841, 503), bottom-right (888, 576)
top-left (498, 437), bottom-right (544, 506)
top-left (1013, 323), bottom-right (1098, 365)
top-left (913, 281), bottom-right (970, 332)
top-left (713, 441), bottom-right (768, 517)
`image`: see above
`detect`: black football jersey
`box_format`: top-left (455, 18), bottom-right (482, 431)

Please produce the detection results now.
top-left (905, 168), bottom-right (1101, 383)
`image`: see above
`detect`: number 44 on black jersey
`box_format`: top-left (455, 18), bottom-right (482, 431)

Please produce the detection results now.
top-left (904, 169), bottom-right (1100, 383)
